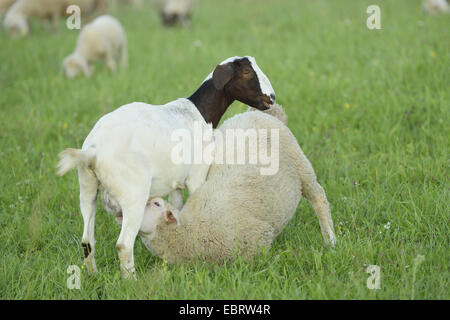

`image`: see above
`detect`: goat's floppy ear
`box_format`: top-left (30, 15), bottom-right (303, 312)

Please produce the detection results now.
top-left (212, 62), bottom-right (234, 90)
top-left (164, 209), bottom-right (181, 225)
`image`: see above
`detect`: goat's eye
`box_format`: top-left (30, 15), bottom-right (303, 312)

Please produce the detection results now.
top-left (154, 202), bottom-right (161, 207)
top-left (242, 69), bottom-right (252, 77)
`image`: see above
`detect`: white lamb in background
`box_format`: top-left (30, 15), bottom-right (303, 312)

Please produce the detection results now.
top-left (3, 0), bottom-right (102, 36)
top-left (135, 104), bottom-right (337, 265)
top-left (423, 0), bottom-right (449, 14)
top-left (0, 0), bottom-right (15, 21)
top-left (153, 0), bottom-right (196, 27)
top-left (62, 15), bottom-right (128, 78)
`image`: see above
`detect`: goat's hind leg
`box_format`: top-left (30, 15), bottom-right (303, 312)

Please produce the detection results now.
top-left (78, 167), bottom-right (99, 274)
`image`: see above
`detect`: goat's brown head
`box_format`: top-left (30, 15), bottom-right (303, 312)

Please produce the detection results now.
top-left (209, 56), bottom-right (276, 111)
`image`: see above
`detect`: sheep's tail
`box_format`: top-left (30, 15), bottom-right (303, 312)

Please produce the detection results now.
top-left (56, 148), bottom-right (96, 176)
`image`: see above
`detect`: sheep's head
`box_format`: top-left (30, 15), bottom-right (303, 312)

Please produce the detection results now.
top-left (160, 0), bottom-right (194, 27)
top-left (62, 54), bottom-right (91, 78)
top-left (4, 13), bottom-right (28, 37)
top-left (210, 56), bottom-right (276, 111)
top-left (139, 198), bottom-right (181, 236)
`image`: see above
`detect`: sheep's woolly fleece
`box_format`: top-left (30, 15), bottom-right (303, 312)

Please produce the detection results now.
top-left (139, 104), bottom-right (336, 264)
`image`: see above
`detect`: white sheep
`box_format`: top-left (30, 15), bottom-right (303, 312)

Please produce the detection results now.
top-left (62, 15), bottom-right (128, 78)
top-left (423, 0), bottom-right (449, 14)
top-left (3, 0), bottom-right (100, 36)
top-left (136, 104), bottom-right (336, 265)
top-left (0, 0), bottom-right (15, 21)
top-left (153, 0), bottom-right (196, 27)
top-left (57, 56), bottom-right (276, 278)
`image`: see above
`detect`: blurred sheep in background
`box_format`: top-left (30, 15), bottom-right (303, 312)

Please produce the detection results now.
top-left (423, 0), bottom-right (449, 14)
top-left (62, 14), bottom-right (127, 78)
top-left (0, 0), bottom-right (15, 21)
top-left (3, 0), bottom-right (105, 36)
top-left (153, 0), bottom-right (197, 27)
top-left (120, 0), bottom-right (143, 7)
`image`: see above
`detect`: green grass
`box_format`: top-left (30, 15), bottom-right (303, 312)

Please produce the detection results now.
top-left (0, 0), bottom-right (449, 299)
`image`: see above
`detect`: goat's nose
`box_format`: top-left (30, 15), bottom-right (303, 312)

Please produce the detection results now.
top-left (270, 93), bottom-right (276, 102)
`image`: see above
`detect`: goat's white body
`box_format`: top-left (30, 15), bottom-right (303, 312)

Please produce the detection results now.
top-left (58, 98), bottom-right (212, 278)
top-left (82, 99), bottom-right (210, 199)
top-left (63, 15), bottom-right (127, 78)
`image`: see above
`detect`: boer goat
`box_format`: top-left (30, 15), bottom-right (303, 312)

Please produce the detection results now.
top-left (57, 56), bottom-right (276, 279)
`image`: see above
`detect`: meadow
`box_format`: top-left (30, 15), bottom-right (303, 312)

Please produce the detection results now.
top-left (0, 0), bottom-right (448, 299)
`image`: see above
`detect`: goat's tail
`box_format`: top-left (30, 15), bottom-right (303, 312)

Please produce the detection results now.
top-left (56, 148), bottom-right (96, 176)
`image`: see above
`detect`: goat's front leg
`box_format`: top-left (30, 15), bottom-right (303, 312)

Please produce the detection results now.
top-left (168, 189), bottom-right (183, 210)
top-left (116, 199), bottom-right (147, 279)
top-left (110, 159), bottom-right (151, 279)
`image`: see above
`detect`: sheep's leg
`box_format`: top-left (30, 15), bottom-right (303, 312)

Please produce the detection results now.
top-left (303, 181), bottom-right (336, 246)
top-left (119, 43), bottom-right (128, 69)
top-left (51, 12), bottom-right (60, 32)
top-left (295, 148), bottom-right (336, 246)
top-left (168, 189), bottom-right (183, 210)
top-left (179, 15), bottom-right (192, 28)
top-left (78, 167), bottom-right (99, 274)
top-left (104, 45), bottom-right (117, 73)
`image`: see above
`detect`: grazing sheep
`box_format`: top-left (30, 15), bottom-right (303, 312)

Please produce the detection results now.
top-left (57, 56), bottom-right (276, 278)
top-left (3, 0), bottom-right (101, 36)
top-left (154, 0), bottom-right (196, 27)
top-left (137, 104), bottom-right (336, 265)
top-left (423, 0), bottom-right (449, 14)
top-left (0, 0), bottom-right (15, 21)
top-left (62, 15), bottom-right (128, 78)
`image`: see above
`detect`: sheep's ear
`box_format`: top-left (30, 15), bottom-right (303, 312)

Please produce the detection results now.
top-left (212, 62), bottom-right (234, 90)
top-left (164, 210), bottom-right (180, 225)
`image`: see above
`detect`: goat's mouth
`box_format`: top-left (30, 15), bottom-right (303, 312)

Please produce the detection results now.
top-left (260, 95), bottom-right (274, 110)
